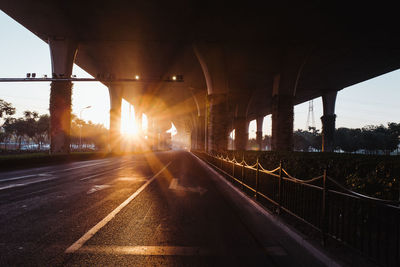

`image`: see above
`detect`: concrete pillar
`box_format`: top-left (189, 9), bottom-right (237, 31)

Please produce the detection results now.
top-left (256, 116), bottom-right (263, 150)
top-left (160, 132), bottom-right (171, 150)
top-left (207, 94), bottom-right (228, 153)
top-left (271, 74), bottom-right (294, 151)
top-left (49, 38), bottom-right (77, 154)
top-left (135, 112), bottom-right (142, 134)
top-left (147, 116), bottom-right (155, 150)
top-left (154, 119), bottom-right (170, 150)
top-left (153, 118), bottom-right (161, 151)
top-left (193, 43), bottom-right (228, 153)
top-left (234, 117), bottom-right (248, 151)
top-left (191, 128), bottom-right (197, 150)
top-left (108, 85), bottom-right (123, 153)
top-left (197, 115), bottom-right (205, 150)
top-left (321, 91), bottom-right (337, 152)
top-left (135, 111), bottom-right (143, 151)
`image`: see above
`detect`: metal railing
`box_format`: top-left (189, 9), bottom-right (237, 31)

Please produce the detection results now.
top-left (194, 151), bottom-right (400, 267)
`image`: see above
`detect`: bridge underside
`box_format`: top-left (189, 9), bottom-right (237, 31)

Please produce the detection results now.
top-left (1, 1), bottom-right (400, 152)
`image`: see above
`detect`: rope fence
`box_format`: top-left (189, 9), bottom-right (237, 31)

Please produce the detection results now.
top-left (194, 151), bottom-right (400, 267)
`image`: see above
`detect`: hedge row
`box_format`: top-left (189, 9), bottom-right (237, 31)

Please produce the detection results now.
top-left (224, 151), bottom-right (400, 201)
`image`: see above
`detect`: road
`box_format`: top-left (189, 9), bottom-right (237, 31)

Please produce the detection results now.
top-left (0, 151), bottom-right (326, 266)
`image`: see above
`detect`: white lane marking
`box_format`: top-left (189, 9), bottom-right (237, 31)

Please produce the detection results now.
top-left (60, 162), bottom-right (106, 172)
top-left (38, 173), bottom-right (52, 177)
top-left (0, 178), bottom-right (54, 191)
top-left (76, 245), bottom-right (208, 255)
top-left (0, 174), bottom-right (36, 183)
top-left (169, 178), bottom-right (207, 195)
top-left (0, 173), bottom-right (51, 183)
top-left (65, 161), bottom-right (172, 254)
top-left (264, 246), bottom-right (287, 256)
top-left (80, 173), bottom-right (104, 181)
top-left (87, 185), bottom-right (111, 194)
top-left (1, 162), bottom-right (107, 183)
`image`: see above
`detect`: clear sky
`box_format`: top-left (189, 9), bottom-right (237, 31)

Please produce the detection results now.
top-left (0, 10), bottom-right (399, 137)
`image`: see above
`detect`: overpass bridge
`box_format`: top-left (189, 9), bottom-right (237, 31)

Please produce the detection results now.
top-left (1, 1), bottom-right (400, 154)
top-left (2, 2), bottom-right (400, 265)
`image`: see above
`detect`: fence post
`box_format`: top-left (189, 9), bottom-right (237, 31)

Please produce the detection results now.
top-left (232, 157), bottom-right (235, 177)
top-left (241, 155), bottom-right (245, 190)
top-left (321, 168), bottom-right (328, 246)
top-left (220, 154), bottom-right (223, 169)
top-left (255, 157), bottom-right (259, 200)
top-left (277, 160), bottom-right (282, 214)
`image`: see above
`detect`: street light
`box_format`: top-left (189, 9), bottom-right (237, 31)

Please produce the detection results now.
top-left (79, 105), bottom-right (92, 150)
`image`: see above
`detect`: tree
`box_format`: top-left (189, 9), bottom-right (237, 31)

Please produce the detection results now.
top-left (335, 127), bottom-right (362, 153)
top-left (293, 128), bottom-right (322, 152)
top-left (34, 114), bottom-right (50, 149)
top-left (0, 99), bottom-right (15, 119)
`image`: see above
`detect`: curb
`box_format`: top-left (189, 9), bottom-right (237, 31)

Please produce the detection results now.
top-left (191, 152), bottom-right (342, 267)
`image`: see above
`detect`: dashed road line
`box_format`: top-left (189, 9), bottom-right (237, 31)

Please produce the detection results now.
top-left (86, 185), bottom-right (112, 194)
top-left (0, 178), bottom-right (54, 191)
top-left (76, 245), bottom-right (208, 256)
top-left (65, 161), bottom-right (172, 254)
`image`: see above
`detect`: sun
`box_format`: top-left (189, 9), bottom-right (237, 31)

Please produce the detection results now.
top-left (120, 99), bottom-right (139, 137)
top-left (120, 99), bottom-right (148, 138)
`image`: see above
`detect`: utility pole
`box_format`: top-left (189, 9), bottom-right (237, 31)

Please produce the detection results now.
top-left (306, 100), bottom-right (316, 131)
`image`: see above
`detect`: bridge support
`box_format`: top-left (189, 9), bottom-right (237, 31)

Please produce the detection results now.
top-left (321, 91), bottom-right (337, 152)
top-left (196, 115), bottom-right (205, 150)
top-left (191, 128), bottom-right (197, 150)
top-left (49, 38), bottom-right (77, 154)
top-left (108, 85), bottom-right (122, 153)
top-left (147, 116), bottom-right (155, 150)
top-left (193, 43), bottom-right (229, 153)
top-left (135, 111), bottom-right (143, 150)
top-left (234, 116), bottom-right (248, 151)
top-left (256, 116), bottom-right (263, 150)
top-left (271, 75), bottom-right (294, 151)
top-left (207, 94), bottom-right (228, 153)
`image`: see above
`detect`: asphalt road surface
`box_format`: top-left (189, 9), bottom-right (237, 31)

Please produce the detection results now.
top-left (0, 151), bottom-right (326, 266)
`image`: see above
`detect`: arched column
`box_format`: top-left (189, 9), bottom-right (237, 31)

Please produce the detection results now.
top-left (135, 110), bottom-right (143, 151)
top-left (271, 74), bottom-right (294, 151)
top-left (256, 116), bottom-right (263, 150)
top-left (108, 84), bottom-right (123, 153)
top-left (207, 94), bottom-right (228, 153)
top-left (147, 116), bottom-right (155, 150)
top-left (194, 43), bottom-right (229, 153)
top-left (234, 116), bottom-right (248, 151)
top-left (271, 46), bottom-right (310, 151)
top-left (49, 38), bottom-right (77, 154)
top-left (197, 115), bottom-right (206, 150)
top-left (321, 91), bottom-right (338, 152)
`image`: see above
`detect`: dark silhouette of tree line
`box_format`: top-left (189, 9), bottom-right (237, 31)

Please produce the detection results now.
top-left (246, 123), bottom-right (400, 154)
top-left (0, 99), bottom-right (108, 152)
top-left (292, 124), bottom-right (400, 154)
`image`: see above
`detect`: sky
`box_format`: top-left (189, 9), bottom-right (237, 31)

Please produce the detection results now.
top-left (0, 10), bottom-right (399, 137)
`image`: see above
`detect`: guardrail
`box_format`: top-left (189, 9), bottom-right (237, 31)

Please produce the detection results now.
top-left (194, 151), bottom-right (400, 267)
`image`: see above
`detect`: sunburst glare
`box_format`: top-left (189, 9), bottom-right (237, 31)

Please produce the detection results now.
top-left (120, 99), bottom-right (138, 137)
